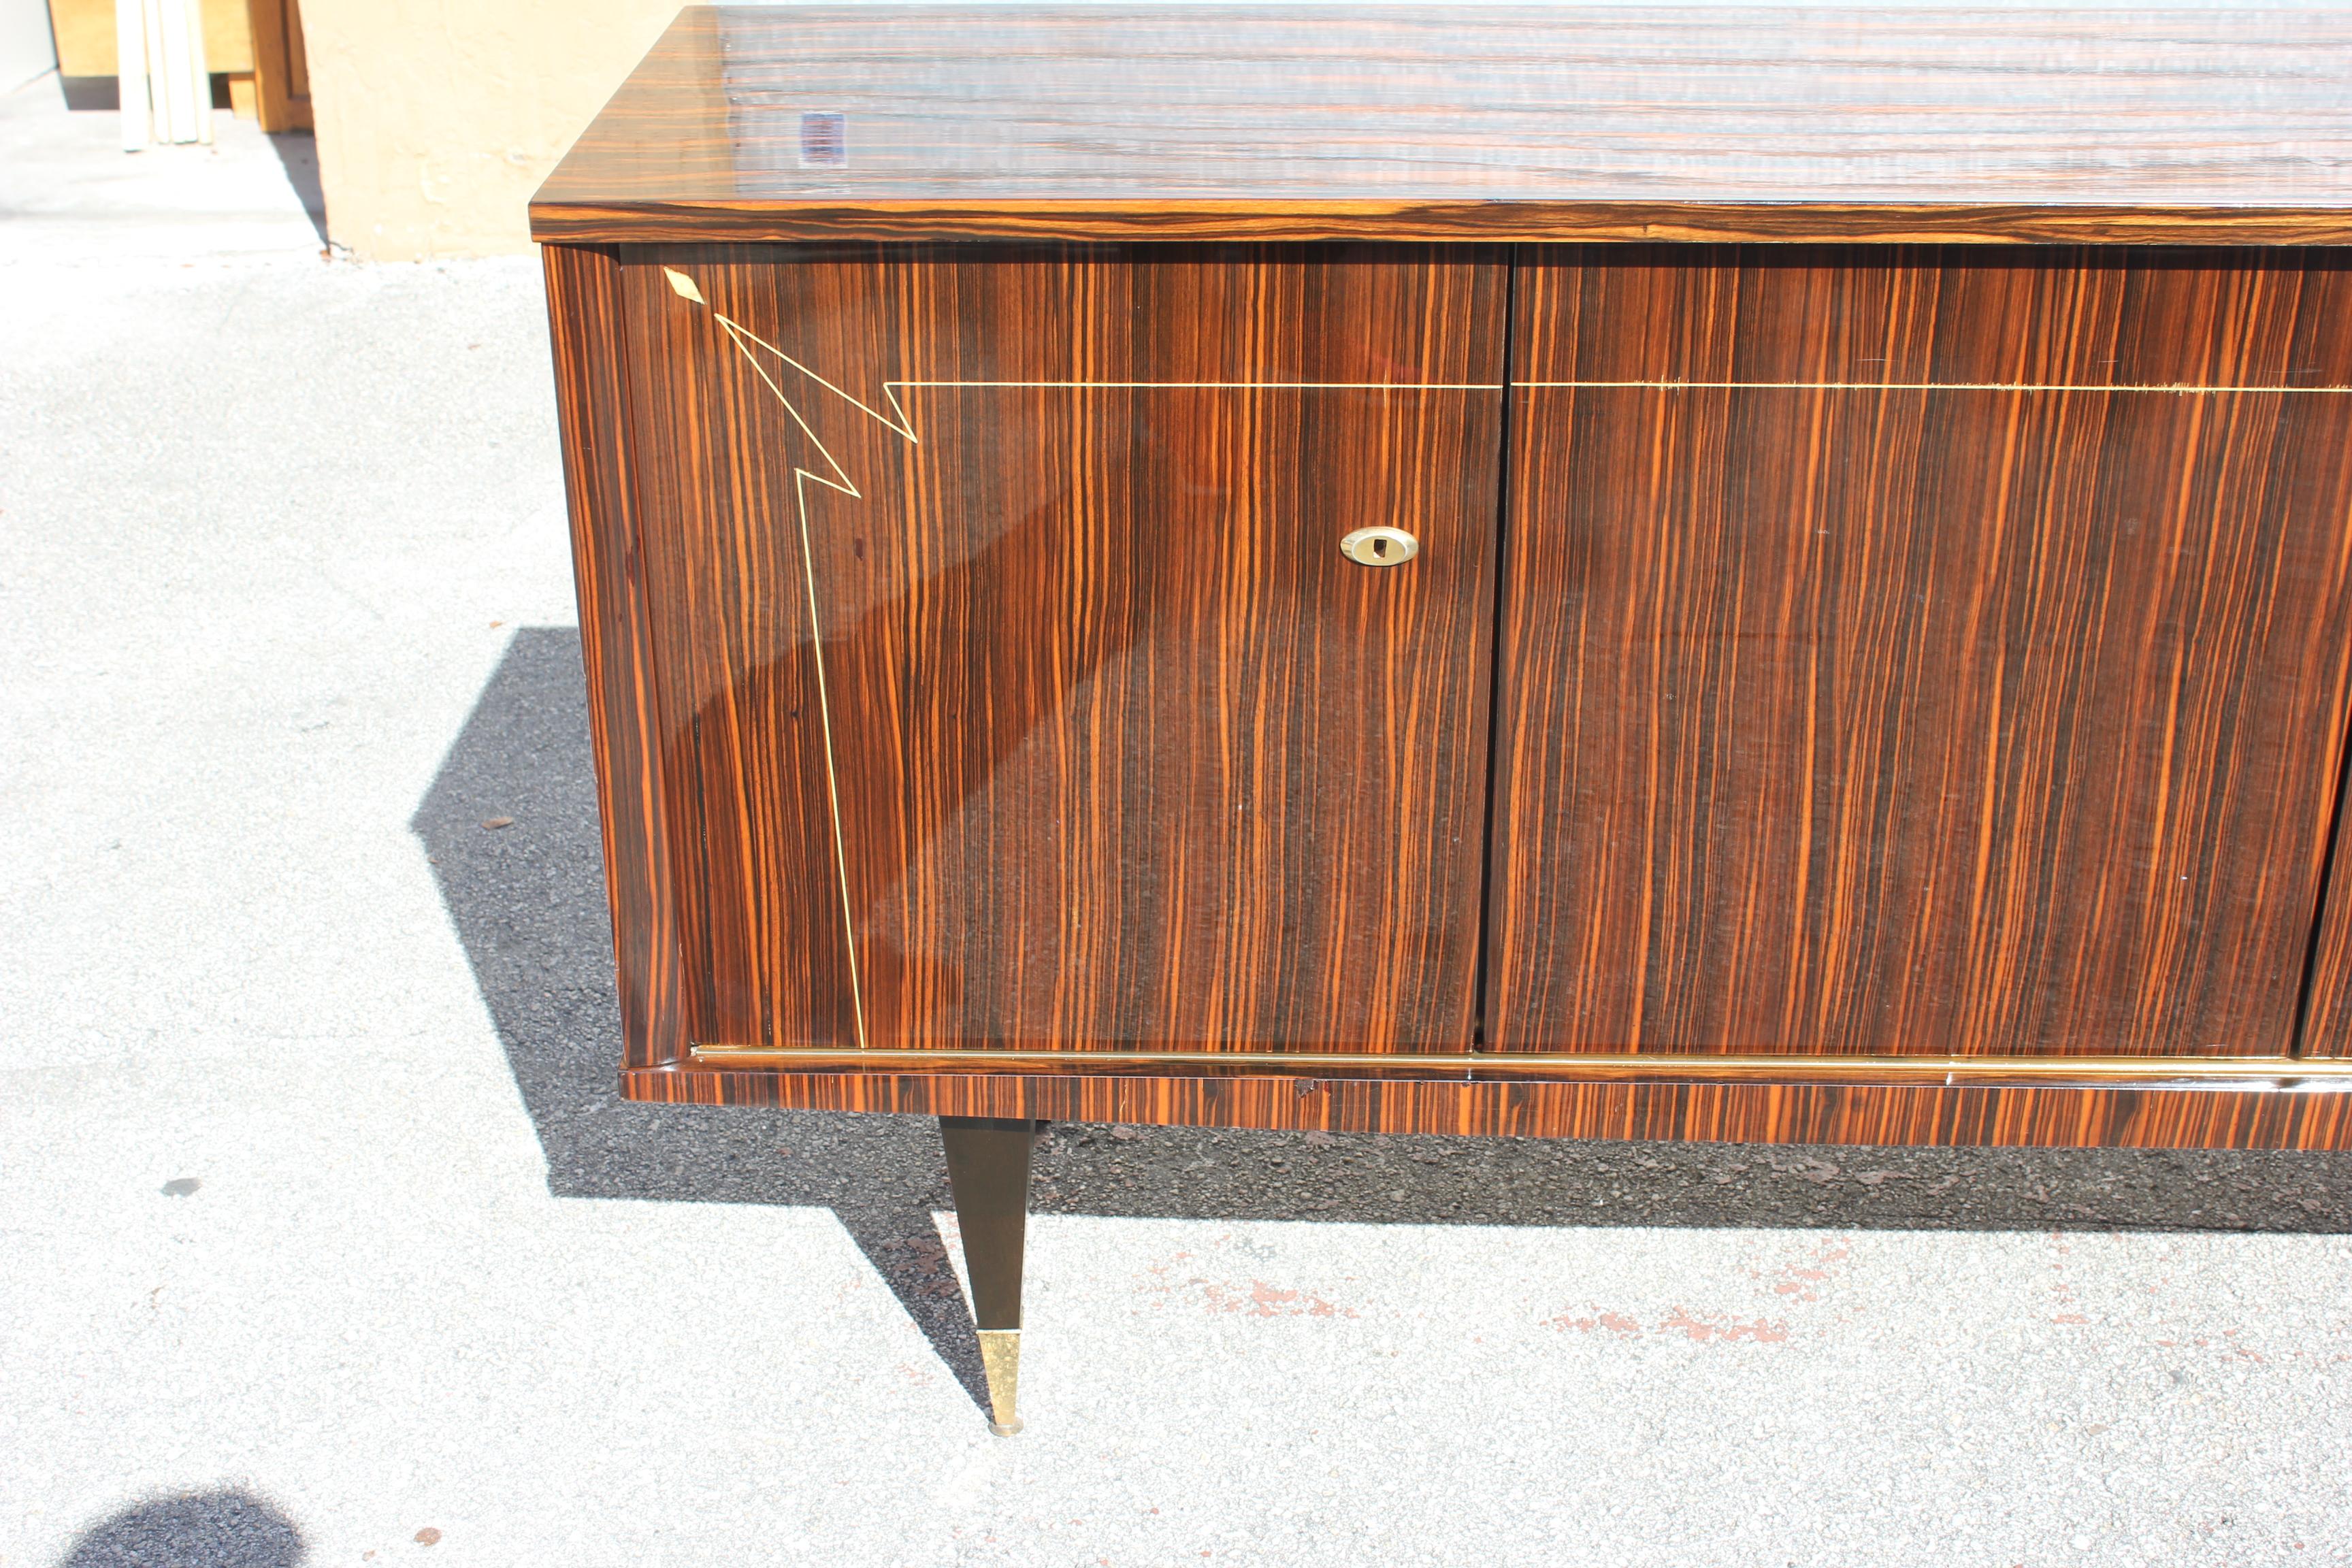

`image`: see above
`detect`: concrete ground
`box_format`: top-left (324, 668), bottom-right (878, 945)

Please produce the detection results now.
top-left (7, 64), bottom-right (2352, 1568)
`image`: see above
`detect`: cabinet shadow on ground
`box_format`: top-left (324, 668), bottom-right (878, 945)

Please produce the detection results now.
top-left (416, 630), bottom-right (2352, 1407)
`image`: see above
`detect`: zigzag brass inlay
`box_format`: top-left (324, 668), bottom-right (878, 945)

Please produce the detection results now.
top-left (666, 265), bottom-right (904, 1049)
top-left (661, 265), bottom-right (1497, 1051)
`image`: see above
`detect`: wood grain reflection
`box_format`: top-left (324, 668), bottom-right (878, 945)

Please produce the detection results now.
top-left (617, 244), bottom-right (1507, 1054)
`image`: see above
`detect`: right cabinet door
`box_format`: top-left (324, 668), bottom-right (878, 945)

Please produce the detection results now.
top-left (1488, 248), bottom-right (2352, 1059)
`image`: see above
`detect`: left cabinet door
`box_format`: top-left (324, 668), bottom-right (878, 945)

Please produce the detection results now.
top-left (616, 244), bottom-right (1505, 1057)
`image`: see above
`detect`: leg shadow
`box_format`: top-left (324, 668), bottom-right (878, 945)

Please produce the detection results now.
top-left (61, 1488), bottom-right (304, 1568)
top-left (413, 632), bottom-right (2352, 1407)
top-left (410, 627), bottom-right (990, 1410)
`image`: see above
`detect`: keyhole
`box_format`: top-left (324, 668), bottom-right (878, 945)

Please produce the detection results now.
top-left (1339, 525), bottom-right (1420, 568)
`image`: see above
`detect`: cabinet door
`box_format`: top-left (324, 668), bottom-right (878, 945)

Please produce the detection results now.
top-left (621, 244), bottom-right (1505, 1054)
top-left (1488, 248), bottom-right (2352, 1058)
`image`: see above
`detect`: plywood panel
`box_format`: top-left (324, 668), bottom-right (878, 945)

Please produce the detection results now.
top-left (46, 0), bottom-right (250, 76)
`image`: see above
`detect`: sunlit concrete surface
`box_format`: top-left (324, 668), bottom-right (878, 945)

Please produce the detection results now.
top-left (6, 67), bottom-right (2352, 1568)
top-left (0, 74), bottom-right (324, 266)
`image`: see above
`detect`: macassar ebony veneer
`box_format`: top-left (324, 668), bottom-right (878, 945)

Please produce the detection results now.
top-left (536, 6), bottom-right (2352, 1431)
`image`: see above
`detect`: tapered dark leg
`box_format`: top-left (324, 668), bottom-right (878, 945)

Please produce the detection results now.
top-left (938, 1116), bottom-right (1041, 1435)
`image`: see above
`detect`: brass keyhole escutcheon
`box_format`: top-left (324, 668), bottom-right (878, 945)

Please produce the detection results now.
top-left (1340, 525), bottom-right (1420, 568)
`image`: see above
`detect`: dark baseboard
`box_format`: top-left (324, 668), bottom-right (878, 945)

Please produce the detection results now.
top-left (59, 75), bottom-right (116, 112)
top-left (59, 74), bottom-right (239, 112)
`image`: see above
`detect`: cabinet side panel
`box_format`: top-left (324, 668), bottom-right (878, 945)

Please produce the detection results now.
top-left (541, 243), bottom-right (686, 1068)
top-left (1491, 248), bottom-right (2352, 1058)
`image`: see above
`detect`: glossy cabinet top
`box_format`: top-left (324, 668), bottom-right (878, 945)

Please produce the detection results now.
top-left (531, 5), bottom-right (2352, 246)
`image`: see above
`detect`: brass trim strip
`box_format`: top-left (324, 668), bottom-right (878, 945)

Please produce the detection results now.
top-left (892, 380), bottom-right (1504, 390)
top-left (1516, 380), bottom-right (2352, 394)
top-left (653, 267), bottom-right (2345, 1074)
top-left (683, 1045), bottom-right (2352, 1088)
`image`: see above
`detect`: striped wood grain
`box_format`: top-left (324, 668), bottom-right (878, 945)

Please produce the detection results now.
top-left (1488, 247), bottom-right (2352, 1061)
top-left (621, 1067), bottom-right (2352, 1152)
top-left (542, 244), bottom-right (688, 1068)
top-left (553, 237), bottom-right (2352, 1143)
top-left (615, 242), bottom-right (1506, 1056)
top-left (2298, 800), bottom-right (2352, 1058)
top-left (532, 7), bottom-right (2352, 246)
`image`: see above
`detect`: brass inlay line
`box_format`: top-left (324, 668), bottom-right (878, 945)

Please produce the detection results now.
top-left (662, 263), bottom-right (1507, 1052)
top-left (655, 268), bottom-right (2352, 1064)
top-left (685, 1044), bottom-right (2352, 1088)
top-left (891, 380), bottom-right (1503, 389)
top-left (666, 265), bottom-right (907, 1050)
top-left (1516, 380), bottom-right (2352, 393)
top-left (658, 266), bottom-right (2352, 1062)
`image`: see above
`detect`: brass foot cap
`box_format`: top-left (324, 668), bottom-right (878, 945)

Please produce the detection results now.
top-left (977, 1328), bottom-right (1022, 1437)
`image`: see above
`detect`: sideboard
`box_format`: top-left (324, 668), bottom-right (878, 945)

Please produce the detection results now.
top-left (534, 5), bottom-right (2352, 1431)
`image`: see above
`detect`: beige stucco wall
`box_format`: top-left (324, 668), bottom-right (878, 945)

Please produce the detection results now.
top-left (300, 0), bottom-right (680, 259)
